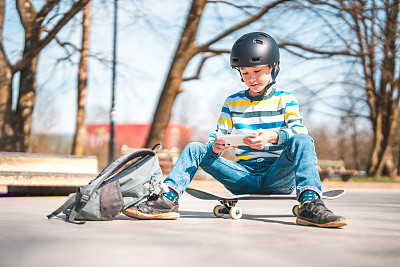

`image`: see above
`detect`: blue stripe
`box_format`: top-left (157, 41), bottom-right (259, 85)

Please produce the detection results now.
top-left (286, 101), bottom-right (298, 107)
top-left (228, 91), bottom-right (246, 99)
top-left (291, 124), bottom-right (305, 128)
top-left (274, 90), bottom-right (293, 97)
top-left (235, 121), bottom-right (285, 130)
top-left (274, 90), bottom-right (287, 96)
top-left (221, 106), bottom-right (230, 114)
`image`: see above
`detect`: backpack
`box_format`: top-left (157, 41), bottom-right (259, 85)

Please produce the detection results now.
top-left (47, 144), bottom-right (164, 224)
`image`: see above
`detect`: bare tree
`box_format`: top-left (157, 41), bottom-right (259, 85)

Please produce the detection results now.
top-left (72, 1), bottom-right (91, 155)
top-left (279, 0), bottom-right (400, 177)
top-left (0, 0), bottom-right (90, 152)
top-left (145, 0), bottom-right (291, 147)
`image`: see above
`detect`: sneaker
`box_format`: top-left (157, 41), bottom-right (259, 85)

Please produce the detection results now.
top-left (296, 199), bottom-right (347, 228)
top-left (122, 194), bottom-right (180, 220)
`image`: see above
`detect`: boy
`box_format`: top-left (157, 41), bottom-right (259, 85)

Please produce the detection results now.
top-left (123, 32), bottom-right (347, 228)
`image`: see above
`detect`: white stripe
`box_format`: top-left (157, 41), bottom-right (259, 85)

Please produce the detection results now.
top-left (232, 114), bottom-right (285, 125)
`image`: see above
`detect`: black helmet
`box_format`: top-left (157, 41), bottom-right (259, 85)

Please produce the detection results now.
top-left (230, 32), bottom-right (280, 87)
top-left (230, 32), bottom-right (279, 68)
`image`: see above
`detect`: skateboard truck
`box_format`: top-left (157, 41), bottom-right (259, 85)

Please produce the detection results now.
top-left (214, 198), bottom-right (243, 220)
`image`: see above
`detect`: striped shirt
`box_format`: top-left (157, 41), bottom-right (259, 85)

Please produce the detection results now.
top-left (208, 88), bottom-right (308, 161)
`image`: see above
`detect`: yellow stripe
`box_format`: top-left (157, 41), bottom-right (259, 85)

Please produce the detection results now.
top-left (284, 110), bottom-right (297, 121)
top-left (278, 96), bottom-right (295, 106)
top-left (218, 117), bottom-right (233, 128)
top-left (226, 100), bottom-right (256, 106)
top-left (296, 127), bottom-right (308, 134)
top-left (227, 96), bottom-right (291, 107)
top-left (234, 155), bottom-right (256, 161)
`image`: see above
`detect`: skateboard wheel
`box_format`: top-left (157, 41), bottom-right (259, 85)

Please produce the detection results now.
top-left (213, 205), bottom-right (225, 218)
top-left (292, 205), bottom-right (299, 217)
top-left (229, 207), bottom-right (242, 220)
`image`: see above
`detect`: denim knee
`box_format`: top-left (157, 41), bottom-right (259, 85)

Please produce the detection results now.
top-left (182, 142), bottom-right (208, 156)
top-left (286, 133), bottom-right (315, 148)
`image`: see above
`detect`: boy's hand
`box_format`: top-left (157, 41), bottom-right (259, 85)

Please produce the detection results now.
top-left (243, 130), bottom-right (278, 150)
top-left (212, 138), bottom-right (228, 154)
top-left (212, 136), bottom-right (238, 154)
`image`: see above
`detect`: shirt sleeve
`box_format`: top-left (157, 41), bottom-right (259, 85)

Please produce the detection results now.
top-left (277, 94), bottom-right (308, 145)
top-left (207, 101), bottom-right (233, 145)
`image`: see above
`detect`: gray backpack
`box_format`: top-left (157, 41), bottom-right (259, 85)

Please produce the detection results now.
top-left (47, 144), bottom-right (163, 223)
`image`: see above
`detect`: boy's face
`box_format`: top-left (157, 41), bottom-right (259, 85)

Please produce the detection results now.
top-left (239, 65), bottom-right (272, 97)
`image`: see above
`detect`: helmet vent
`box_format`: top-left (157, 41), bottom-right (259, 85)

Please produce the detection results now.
top-left (235, 40), bottom-right (242, 45)
top-left (232, 57), bottom-right (240, 62)
top-left (250, 57), bottom-right (261, 62)
top-left (254, 39), bottom-right (264, 45)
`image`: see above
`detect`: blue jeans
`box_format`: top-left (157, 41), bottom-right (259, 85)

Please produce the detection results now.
top-left (164, 134), bottom-right (322, 200)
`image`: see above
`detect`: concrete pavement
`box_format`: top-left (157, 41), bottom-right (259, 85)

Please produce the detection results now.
top-left (0, 187), bottom-right (399, 267)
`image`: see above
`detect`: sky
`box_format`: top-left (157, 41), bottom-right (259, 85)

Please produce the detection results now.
top-left (2, 0), bottom-right (364, 141)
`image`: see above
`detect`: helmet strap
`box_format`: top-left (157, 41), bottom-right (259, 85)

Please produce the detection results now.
top-left (271, 63), bottom-right (280, 83)
top-left (235, 68), bottom-right (245, 82)
top-left (257, 63), bottom-right (280, 98)
top-left (236, 63), bottom-right (280, 98)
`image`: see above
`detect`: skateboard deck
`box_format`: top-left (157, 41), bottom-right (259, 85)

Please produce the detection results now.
top-left (185, 187), bottom-right (345, 219)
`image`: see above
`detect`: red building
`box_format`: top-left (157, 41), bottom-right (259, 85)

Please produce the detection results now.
top-left (86, 123), bottom-right (191, 154)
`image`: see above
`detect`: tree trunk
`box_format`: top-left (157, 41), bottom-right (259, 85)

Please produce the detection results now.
top-left (376, 146), bottom-right (398, 177)
top-left (13, 1), bottom-right (42, 152)
top-left (0, 0), bottom-right (15, 150)
top-left (367, 110), bottom-right (383, 175)
top-left (15, 55), bottom-right (39, 151)
top-left (145, 0), bottom-right (207, 147)
top-left (0, 0), bottom-right (90, 152)
top-left (367, 83), bottom-right (399, 177)
top-left (350, 121), bottom-right (360, 170)
top-left (72, 2), bottom-right (91, 155)
top-left (0, 60), bottom-right (14, 151)
top-left (366, 0), bottom-right (399, 177)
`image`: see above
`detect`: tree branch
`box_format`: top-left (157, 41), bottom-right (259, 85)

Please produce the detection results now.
top-left (207, 0), bottom-right (260, 15)
top-left (207, 0), bottom-right (257, 9)
top-left (36, 0), bottom-right (60, 24)
top-left (13, 0), bottom-right (89, 72)
top-left (199, 0), bottom-right (291, 50)
top-left (279, 41), bottom-right (357, 57)
top-left (183, 53), bottom-right (220, 82)
top-left (202, 48), bottom-right (230, 54)
top-left (54, 36), bottom-right (81, 53)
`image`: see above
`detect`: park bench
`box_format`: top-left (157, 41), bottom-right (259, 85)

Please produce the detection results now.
top-left (318, 159), bottom-right (358, 181)
top-left (0, 152), bottom-right (98, 195)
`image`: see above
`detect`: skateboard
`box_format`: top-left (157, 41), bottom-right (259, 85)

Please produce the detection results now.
top-left (185, 187), bottom-right (345, 220)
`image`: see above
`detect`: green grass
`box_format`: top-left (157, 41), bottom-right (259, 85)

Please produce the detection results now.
top-left (327, 176), bottom-right (400, 183)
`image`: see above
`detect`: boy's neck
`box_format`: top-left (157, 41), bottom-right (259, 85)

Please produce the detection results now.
top-left (245, 87), bottom-right (275, 101)
top-left (260, 87), bottom-right (272, 96)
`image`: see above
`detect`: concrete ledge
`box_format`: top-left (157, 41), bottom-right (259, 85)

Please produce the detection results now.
top-left (0, 172), bottom-right (96, 187)
top-left (0, 152), bottom-right (98, 195)
top-left (0, 152), bottom-right (98, 174)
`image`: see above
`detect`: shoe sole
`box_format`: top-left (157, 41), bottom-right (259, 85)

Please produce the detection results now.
top-left (122, 208), bottom-right (180, 220)
top-left (296, 218), bottom-right (347, 228)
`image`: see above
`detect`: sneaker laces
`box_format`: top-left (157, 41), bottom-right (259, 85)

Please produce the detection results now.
top-left (308, 200), bottom-right (332, 216)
